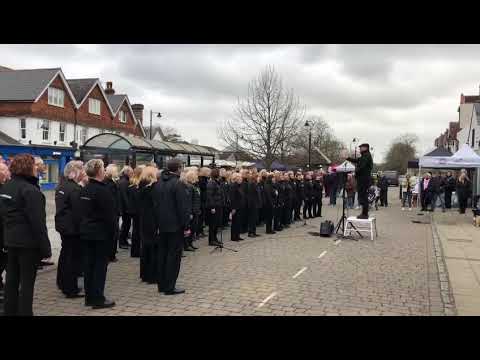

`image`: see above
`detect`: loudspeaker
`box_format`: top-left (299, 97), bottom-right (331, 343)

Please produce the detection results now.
top-left (320, 220), bottom-right (334, 237)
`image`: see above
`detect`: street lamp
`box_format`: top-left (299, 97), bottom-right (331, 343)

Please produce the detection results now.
top-left (304, 119), bottom-right (315, 169)
top-left (150, 110), bottom-right (162, 140)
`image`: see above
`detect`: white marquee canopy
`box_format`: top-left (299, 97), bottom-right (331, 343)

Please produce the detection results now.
top-left (419, 144), bottom-right (480, 169)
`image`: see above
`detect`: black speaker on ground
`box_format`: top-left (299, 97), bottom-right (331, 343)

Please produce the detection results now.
top-left (320, 220), bottom-right (334, 237)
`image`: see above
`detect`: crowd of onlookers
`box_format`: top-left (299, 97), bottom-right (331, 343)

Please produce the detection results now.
top-left (399, 169), bottom-right (472, 213)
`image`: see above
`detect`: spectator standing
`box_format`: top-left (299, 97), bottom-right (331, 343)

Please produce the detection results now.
top-left (1, 154), bottom-right (51, 316)
top-left (345, 173), bottom-right (356, 210)
top-left (401, 174), bottom-right (414, 211)
top-left (456, 173), bottom-right (471, 214)
top-left (444, 171), bottom-right (456, 209)
top-left (118, 166), bottom-right (133, 249)
top-left (103, 164), bottom-right (121, 262)
top-left (0, 163), bottom-right (11, 300)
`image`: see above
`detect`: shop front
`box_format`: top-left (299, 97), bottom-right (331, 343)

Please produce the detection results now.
top-left (0, 144), bottom-right (75, 190)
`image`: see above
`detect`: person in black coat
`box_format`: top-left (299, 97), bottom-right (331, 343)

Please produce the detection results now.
top-left (346, 144), bottom-right (374, 219)
top-left (444, 171), bottom-right (456, 209)
top-left (327, 171), bottom-right (338, 206)
top-left (206, 168), bottom-right (225, 246)
top-left (220, 169), bottom-right (231, 228)
top-left (282, 174), bottom-right (293, 228)
top-left (240, 169), bottom-right (250, 234)
top-left (79, 159), bottom-right (117, 309)
top-left (312, 173), bottom-right (324, 217)
top-left (191, 178), bottom-right (202, 244)
top-left (379, 173), bottom-right (389, 207)
top-left (263, 174), bottom-right (276, 234)
top-left (457, 173), bottom-right (471, 214)
top-left (118, 166), bottom-right (133, 249)
top-left (55, 160), bottom-right (84, 298)
top-left (153, 159), bottom-right (190, 295)
top-left (419, 173), bottom-right (432, 212)
top-left (127, 166), bottom-right (142, 258)
top-left (198, 167), bottom-right (210, 237)
top-left (0, 162), bottom-right (10, 297)
top-left (294, 173), bottom-right (304, 221)
top-left (138, 166), bottom-right (159, 284)
top-left (229, 172), bottom-right (246, 242)
top-left (0, 154), bottom-right (51, 316)
top-left (247, 174), bottom-right (262, 238)
top-left (180, 170), bottom-right (195, 253)
top-left (273, 172), bottom-right (284, 231)
top-left (103, 164), bottom-right (121, 262)
top-left (303, 174), bottom-right (314, 219)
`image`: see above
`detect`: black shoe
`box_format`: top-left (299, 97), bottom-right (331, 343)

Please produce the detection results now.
top-left (184, 246), bottom-right (195, 252)
top-left (357, 214), bottom-right (369, 219)
top-left (209, 241), bottom-right (222, 247)
top-left (91, 299), bottom-right (116, 309)
top-left (266, 231), bottom-right (276, 234)
top-left (231, 238), bottom-right (240, 242)
top-left (109, 257), bottom-right (118, 263)
top-left (65, 293), bottom-right (85, 299)
top-left (254, 234), bottom-right (261, 237)
top-left (164, 288), bottom-right (185, 295)
top-left (238, 237), bottom-right (245, 241)
top-left (248, 234), bottom-right (256, 238)
top-left (39, 260), bottom-right (54, 267)
top-left (191, 245), bottom-right (198, 250)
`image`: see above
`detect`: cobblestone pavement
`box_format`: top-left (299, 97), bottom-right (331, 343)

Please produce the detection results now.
top-left (33, 191), bottom-right (445, 316)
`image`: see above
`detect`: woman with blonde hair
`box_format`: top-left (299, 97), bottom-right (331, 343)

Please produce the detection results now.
top-left (127, 165), bottom-right (144, 258)
top-left (104, 164), bottom-right (121, 263)
top-left (182, 168), bottom-right (199, 252)
top-left (457, 172), bottom-right (471, 214)
top-left (138, 166), bottom-right (159, 283)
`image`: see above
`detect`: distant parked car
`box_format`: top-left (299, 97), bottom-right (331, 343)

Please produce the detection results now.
top-left (382, 170), bottom-right (399, 186)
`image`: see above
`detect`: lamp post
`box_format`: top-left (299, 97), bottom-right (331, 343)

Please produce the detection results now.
top-left (150, 110), bottom-right (162, 140)
top-left (304, 120), bottom-right (314, 169)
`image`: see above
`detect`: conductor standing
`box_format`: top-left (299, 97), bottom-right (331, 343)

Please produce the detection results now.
top-left (347, 143), bottom-right (373, 219)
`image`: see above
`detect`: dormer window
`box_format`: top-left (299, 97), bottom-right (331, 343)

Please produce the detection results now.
top-left (89, 98), bottom-right (101, 115)
top-left (119, 110), bottom-right (127, 123)
top-left (48, 87), bottom-right (64, 107)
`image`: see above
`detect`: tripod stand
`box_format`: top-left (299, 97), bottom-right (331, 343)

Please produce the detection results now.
top-left (210, 219), bottom-right (238, 254)
top-left (335, 171), bottom-right (362, 240)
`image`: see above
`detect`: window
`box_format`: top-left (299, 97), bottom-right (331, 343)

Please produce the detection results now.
top-left (59, 122), bottom-right (66, 142)
top-left (119, 110), bottom-right (127, 123)
top-left (88, 98), bottom-right (101, 115)
top-left (19, 118), bottom-right (26, 139)
top-left (47, 87), bottom-right (64, 107)
top-left (41, 120), bottom-right (50, 141)
top-left (81, 127), bottom-right (88, 145)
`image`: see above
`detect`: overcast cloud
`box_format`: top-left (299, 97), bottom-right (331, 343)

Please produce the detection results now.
top-left (0, 44), bottom-right (477, 162)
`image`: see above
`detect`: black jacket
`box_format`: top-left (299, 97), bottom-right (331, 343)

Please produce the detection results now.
top-left (198, 176), bottom-right (208, 207)
top-left (0, 175), bottom-right (51, 258)
top-left (456, 179), bottom-right (471, 198)
top-left (192, 183), bottom-right (202, 215)
top-left (241, 179), bottom-right (249, 208)
top-left (296, 180), bottom-right (305, 203)
top-left (126, 184), bottom-right (139, 215)
top-left (304, 180), bottom-right (314, 200)
top-left (104, 177), bottom-right (121, 216)
top-left (429, 176), bottom-right (445, 194)
top-left (118, 175), bottom-right (130, 215)
top-left (206, 178), bottom-right (225, 209)
top-left (273, 182), bottom-right (284, 207)
top-left (347, 151), bottom-right (373, 181)
top-left (184, 182), bottom-right (193, 218)
top-left (79, 178), bottom-right (117, 242)
top-left (264, 179), bottom-right (276, 209)
top-left (220, 177), bottom-right (230, 206)
top-left (230, 182), bottom-right (246, 211)
top-left (313, 179), bottom-right (323, 198)
top-left (55, 179), bottom-right (82, 236)
top-left (379, 176), bottom-right (389, 191)
top-left (138, 181), bottom-right (157, 245)
top-left (153, 171), bottom-right (189, 233)
top-left (445, 175), bottom-right (456, 192)
top-left (284, 181), bottom-right (293, 207)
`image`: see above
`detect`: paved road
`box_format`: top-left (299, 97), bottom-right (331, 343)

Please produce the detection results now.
top-left (33, 190), bottom-right (445, 316)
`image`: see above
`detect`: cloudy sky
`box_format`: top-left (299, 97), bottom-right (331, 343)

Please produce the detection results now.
top-left (0, 44), bottom-right (478, 161)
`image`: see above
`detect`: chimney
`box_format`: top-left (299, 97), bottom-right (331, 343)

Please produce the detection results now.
top-left (131, 104), bottom-right (144, 124)
top-left (105, 81), bottom-right (115, 95)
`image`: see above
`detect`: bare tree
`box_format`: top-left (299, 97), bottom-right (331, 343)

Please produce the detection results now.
top-left (289, 116), bottom-right (346, 166)
top-left (220, 65), bottom-right (305, 169)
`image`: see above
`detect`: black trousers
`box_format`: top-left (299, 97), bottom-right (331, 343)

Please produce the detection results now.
top-left (248, 207), bottom-right (259, 234)
top-left (458, 195), bottom-right (468, 214)
top-left (223, 206), bottom-right (230, 226)
top-left (294, 201), bottom-right (302, 220)
top-left (274, 206), bottom-right (283, 230)
top-left (303, 199), bottom-right (312, 219)
top-left (421, 192), bottom-right (431, 211)
top-left (380, 189), bottom-right (388, 206)
top-left (0, 250), bottom-right (6, 290)
top-left (140, 242), bottom-right (158, 283)
top-left (4, 247), bottom-right (40, 316)
top-left (208, 209), bottom-right (221, 243)
top-left (56, 235), bottom-right (81, 296)
top-left (130, 215), bottom-right (141, 258)
top-left (157, 231), bottom-right (183, 292)
top-left (84, 240), bottom-right (109, 305)
top-left (110, 216), bottom-right (120, 259)
top-left (241, 206), bottom-right (249, 233)
top-left (119, 214), bottom-right (132, 247)
top-left (357, 184), bottom-right (369, 216)
top-left (445, 190), bottom-right (453, 209)
top-left (313, 197), bottom-right (322, 217)
top-left (265, 207), bottom-right (274, 233)
top-left (231, 210), bottom-right (242, 241)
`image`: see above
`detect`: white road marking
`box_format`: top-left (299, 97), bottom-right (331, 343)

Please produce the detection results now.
top-left (334, 240), bottom-right (342, 246)
top-left (292, 267), bottom-right (308, 279)
top-left (318, 251), bottom-right (327, 259)
top-left (257, 292), bottom-right (277, 308)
